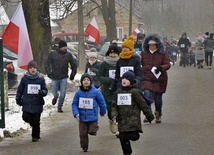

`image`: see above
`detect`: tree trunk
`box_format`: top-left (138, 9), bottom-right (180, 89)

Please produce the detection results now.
top-left (22, 0), bottom-right (52, 73)
top-left (78, 0), bottom-right (86, 73)
top-left (101, 0), bottom-right (117, 41)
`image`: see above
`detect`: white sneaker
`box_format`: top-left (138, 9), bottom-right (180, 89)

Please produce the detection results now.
top-left (109, 119), bottom-right (118, 134)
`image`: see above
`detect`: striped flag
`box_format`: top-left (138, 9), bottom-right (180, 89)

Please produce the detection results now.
top-left (85, 17), bottom-right (100, 45)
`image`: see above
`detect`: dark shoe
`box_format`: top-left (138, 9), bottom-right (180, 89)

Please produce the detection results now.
top-left (58, 108), bottom-right (63, 113)
top-left (143, 117), bottom-right (149, 123)
top-left (83, 147), bottom-right (88, 152)
top-left (52, 98), bottom-right (57, 105)
top-left (32, 138), bottom-right (39, 142)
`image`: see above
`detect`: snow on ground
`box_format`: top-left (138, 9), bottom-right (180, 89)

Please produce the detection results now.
top-left (0, 73), bottom-right (82, 139)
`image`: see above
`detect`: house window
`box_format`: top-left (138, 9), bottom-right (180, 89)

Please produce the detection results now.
top-left (116, 27), bottom-right (123, 41)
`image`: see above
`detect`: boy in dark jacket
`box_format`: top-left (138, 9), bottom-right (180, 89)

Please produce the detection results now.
top-left (111, 70), bottom-right (154, 155)
top-left (16, 60), bottom-right (48, 142)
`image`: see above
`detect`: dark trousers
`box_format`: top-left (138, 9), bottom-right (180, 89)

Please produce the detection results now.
top-left (79, 122), bottom-right (99, 149)
top-left (205, 51), bottom-right (213, 66)
top-left (22, 111), bottom-right (41, 139)
top-left (119, 131), bottom-right (140, 155)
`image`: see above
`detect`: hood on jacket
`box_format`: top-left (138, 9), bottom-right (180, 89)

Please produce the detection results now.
top-left (143, 34), bottom-right (165, 54)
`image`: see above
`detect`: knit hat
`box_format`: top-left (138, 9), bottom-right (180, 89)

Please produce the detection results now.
top-left (137, 33), bottom-right (145, 40)
top-left (90, 48), bottom-right (97, 52)
top-left (58, 40), bottom-right (67, 48)
top-left (86, 51), bottom-right (98, 58)
top-left (105, 44), bottom-right (120, 56)
top-left (148, 40), bottom-right (157, 44)
top-left (80, 73), bottom-right (92, 86)
top-left (122, 36), bottom-right (134, 51)
top-left (122, 70), bottom-right (135, 84)
top-left (27, 60), bottom-right (37, 70)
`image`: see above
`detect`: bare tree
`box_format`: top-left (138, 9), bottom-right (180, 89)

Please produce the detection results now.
top-left (22, 0), bottom-right (51, 73)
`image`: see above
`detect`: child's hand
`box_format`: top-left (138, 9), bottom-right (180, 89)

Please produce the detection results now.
top-left (75, 114), bottom-right (80, 121)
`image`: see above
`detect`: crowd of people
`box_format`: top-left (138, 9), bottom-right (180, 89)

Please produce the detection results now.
top-left (15, 30), bottom-right (214, 155)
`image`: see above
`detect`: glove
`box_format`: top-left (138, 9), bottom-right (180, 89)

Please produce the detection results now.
top-left (155, 66), bottom-right (163, 74)
top-left (109, 78), bottom-right (117, 92)
top-left (70, 74), bottom-right (75, 80)
top-left (75, 114), bottom-right (80, 121)
top-left (38, 90), bottom-right (45, 96)
top-left (144, 111), bottom-right (154, 123)
top-left (47, 73), bottom-right (52, 79)
top-left (16, 99), bottom-right (23, 106)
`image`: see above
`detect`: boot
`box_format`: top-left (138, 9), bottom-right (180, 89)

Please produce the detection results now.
top-left (155, 111), bottom-right (162, 123)
top-left (109, 119), bottom-right (118, 134)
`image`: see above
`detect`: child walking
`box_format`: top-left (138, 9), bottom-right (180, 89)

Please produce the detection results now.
top-left (72, 73), bottom-right (106, 152)
top-left (16, 60), bottom-right (48, 142)
top-left (111, 70), bottom-right (154, 155)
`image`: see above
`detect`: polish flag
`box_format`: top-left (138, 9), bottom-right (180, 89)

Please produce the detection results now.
top-left (132, 28), bottom-right (140, 36)
top-left (2, 3), bottom-right (33, 70)
top-left (85, 17), bottom-right (100, 45)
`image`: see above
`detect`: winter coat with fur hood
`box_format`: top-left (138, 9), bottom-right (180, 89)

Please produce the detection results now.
top-left (141, 34), bottom-right (171, 93)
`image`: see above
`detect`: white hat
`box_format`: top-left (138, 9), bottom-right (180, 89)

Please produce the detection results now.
top-left (148, 40), bottom-right (157, 44)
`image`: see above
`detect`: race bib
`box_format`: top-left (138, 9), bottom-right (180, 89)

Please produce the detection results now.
top-left (117, 93), bottom-right (132, 105)
top-left (120, 66), bottom-right (134, 77)
top-left (79, 98), bottom-right (93, 109)
top-left (27, 84), bottom-right (41, 94)
top-left (109, 70), bottom-right (116, 79)
top-left (180, 44), bottom-right (185, 48)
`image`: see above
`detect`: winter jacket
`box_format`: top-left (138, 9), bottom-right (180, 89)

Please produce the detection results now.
top-left (203, 38), bottom-right (214, 52)
top-left (72, 86), bottom-right (106, 122)
top-left (85, 60), bottom-right (101, 88)
top-left (115, 53), bottom-right (143, 89)
top-left (45, 49), bottom-right (77, 80)
top-left (111, 84), bottom-right (151, 133)
top-left (97, 57), bottom-right (118, 111)
top-left (16, 72), bottom-right (48, 113)
top-left (141, 34), bottom-right (171, 93)
top-left (177, 37), bottom-right (191, 53)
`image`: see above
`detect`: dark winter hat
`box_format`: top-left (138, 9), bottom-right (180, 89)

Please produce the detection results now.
top-left (182, 33), bottom-right (187, 36)
top-left (27, 60), bottom-right (37, 70)
top-left (106, 44), bottom-right (120, 56)
top-left (122, 70), bottom-right (135, 84)
top-left (58, 40), bottom-right (67, 48)
top-left (80, 73), bottom-right (93, 86)
top-left (137, 33), bottom-right (145, 40)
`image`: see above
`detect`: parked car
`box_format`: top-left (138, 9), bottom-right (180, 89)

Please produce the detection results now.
top-left (2, 46), bottom-right (18, 89)
top-left (85, 41), bottom-right (102, 51)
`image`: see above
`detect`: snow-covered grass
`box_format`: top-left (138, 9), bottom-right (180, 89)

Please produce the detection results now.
top-left (0, 73), bottom-right (82, 140)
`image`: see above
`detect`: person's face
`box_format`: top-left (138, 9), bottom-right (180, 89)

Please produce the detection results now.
top-left (109, 52), bottom-right (119, 58)
top-left (149, 44), bottom-right (158, 51)
top-left (82, 77), bottom-right (91, 87)
top-left (28, 67), bottom-right (37, 75)
top-left (122, 78), bottom-right (131, 87)
top-left (182, 35), bottom-right (186, 39)
top-left (122, 47), bottom-right (131, 52)
top-left (138, 38), bottom-right (144, 43)
top-left (89, 57), bottom-right (97, 61)
top-left (60, 46), bottom-right (67, 52)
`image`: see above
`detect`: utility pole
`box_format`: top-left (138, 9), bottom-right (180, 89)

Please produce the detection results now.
top-left (129, 0), bottom-right (133, 36)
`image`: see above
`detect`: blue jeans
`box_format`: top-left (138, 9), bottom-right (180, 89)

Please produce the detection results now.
top-left (51, 78), bottom-right (67, 108)
top-left (143, 89), bottom-right (163, 112)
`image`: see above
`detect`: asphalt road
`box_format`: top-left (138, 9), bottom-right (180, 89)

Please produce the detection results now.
top-left (1, 63), bottom-right (214, 155)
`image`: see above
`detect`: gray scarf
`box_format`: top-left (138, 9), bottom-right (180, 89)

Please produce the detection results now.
top-left (103, 56), bottom-right (119, 66)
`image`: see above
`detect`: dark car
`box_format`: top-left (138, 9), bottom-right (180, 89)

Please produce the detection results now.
top-left (2, 46), bottom-right (18, 89)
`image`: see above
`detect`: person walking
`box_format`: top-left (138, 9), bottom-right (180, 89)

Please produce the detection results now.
top-left (97, 44), bottom-right (120, 134)
top-left (134, 32), bottom-right (145, 53)
top-left (111, 70), bottom-right (154, 155)
top-left (140, 34), bottom-right (171, 123)
top-left (177, 33), bottom-right (191, 67)
top-left (16, 60), bottom-right (48, 142)
top-left (109, 36), bottom-right (143, 91)
top-left (45, 40), bottom-right (77, 113)
top-left (85, 48), bottom-right (101, 88)
top-left (72, 73), bottom-right (106, 152)
top-left (203, 33), bottom-right (214, 69)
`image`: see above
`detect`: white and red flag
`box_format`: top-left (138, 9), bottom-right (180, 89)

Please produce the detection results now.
top-left (132, 28), bottom-right (140, 36)
top-left (85, 17), bottom-right (100, 45)
top-left (2, 3), bottom-right (33, 70)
